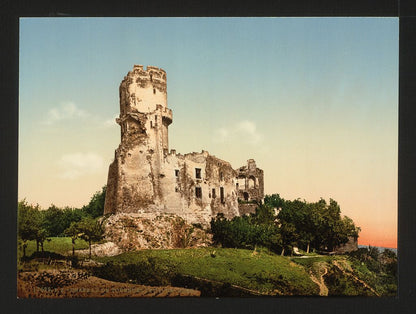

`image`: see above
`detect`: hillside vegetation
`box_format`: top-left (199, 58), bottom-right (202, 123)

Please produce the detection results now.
top-left (18, 238), bottom-right (397, 297)
top-left (91, 247), bottom-right (396, 296)
top-left (17, 188), bottom-right (396, 297)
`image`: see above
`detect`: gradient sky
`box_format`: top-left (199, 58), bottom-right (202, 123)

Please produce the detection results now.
top-left (19, 17), bottom-right (398, 248)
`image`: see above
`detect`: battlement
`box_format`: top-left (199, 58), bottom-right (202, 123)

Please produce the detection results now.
top-left (130, 64), bottom-right (167, 81)
top-left (133, 64), bottom-right (166, 72)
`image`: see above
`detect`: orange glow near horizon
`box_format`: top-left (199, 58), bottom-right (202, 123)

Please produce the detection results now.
top-left (357, 226), bottom-right (397, 248)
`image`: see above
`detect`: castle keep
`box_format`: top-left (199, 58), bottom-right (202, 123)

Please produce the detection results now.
top-left (104, 65), bottom-right (264, 224)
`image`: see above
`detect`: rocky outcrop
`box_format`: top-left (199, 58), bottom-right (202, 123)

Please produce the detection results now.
top-left (334, 236), bottom-right (358, 254)
top-left (103, 213), bottom-right (212, 252)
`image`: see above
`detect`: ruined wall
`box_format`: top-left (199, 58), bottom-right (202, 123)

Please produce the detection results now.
top-left (236, 159), bottom-right (264, 215)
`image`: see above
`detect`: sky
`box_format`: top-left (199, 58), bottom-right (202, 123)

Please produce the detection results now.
top-left (19, 17), bottom-right (398, 248)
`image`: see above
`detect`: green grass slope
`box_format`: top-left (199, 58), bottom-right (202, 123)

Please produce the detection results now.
top-left (94, 247), bottom-right (319, 296)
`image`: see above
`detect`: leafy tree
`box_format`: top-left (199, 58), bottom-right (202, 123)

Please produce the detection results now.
top-left (210, 212), bottom-right (282, 253)
top-left (35, 228), bottom-right (48, 252)
top-left (42, 204), bottom-right (65, 236)
top-left (64, 222), bottom-right (81, 257)
top-left (251, 203), bottom-right (276, 225)
top-left (18, 200), bottom-right (45, 257)
top-left (278, 222), bottom-right (298, 256)
top-left (75, 217), bottom-right (105, 258)
top-left (82, 186), bottom-right (107, 218)
top-left (264, 194), bottom-right (286, 209)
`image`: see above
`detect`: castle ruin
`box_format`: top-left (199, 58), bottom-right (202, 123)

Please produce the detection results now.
top-left (104, 65), bottom-right (264, 224)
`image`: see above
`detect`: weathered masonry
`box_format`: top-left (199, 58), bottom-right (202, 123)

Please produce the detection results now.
top-left (104, 65), bottom-right (264, 224)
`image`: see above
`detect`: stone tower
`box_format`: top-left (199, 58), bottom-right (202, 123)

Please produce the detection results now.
top-left (118, 65), bottom-right (172, 153)
top-left (104, 65), bottom-right (173, 215)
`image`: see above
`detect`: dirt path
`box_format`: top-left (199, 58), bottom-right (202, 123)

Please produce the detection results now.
top-left (18, 270), bottom-right (200, 298)
top-left (309, 266), bottom-right (328, 296)
top-left (332, 260), bottom-right (380, 296)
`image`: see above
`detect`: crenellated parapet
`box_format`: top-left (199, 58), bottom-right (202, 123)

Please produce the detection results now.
top-left (119, 65), bottom-right (168, 117)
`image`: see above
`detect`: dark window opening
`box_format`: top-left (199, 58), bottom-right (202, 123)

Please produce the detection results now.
top-left (220, 172), bottom-right (224, 181)
top-left (195, 168), bottom-right (201, 179)
top-left (150, 121), bottom-right (153, 128)
top-left (243, 192), bottom-right (249, 201)
top-left (195, 187), bottom-right (202, 199)
top-left (175, 169), bottom-right (179, 177)
top-left (236, 183), bottom-right (239, 189)
top-left (220, 187), bottom-right (225, 204)
top-left (175, 186), bottom-right (179, 192)
top-left (212, 188), bottom-right (216, 198)
top-left (153, 88), bottom-right (156, 94)
top-left (150, 74), bottom-right (153, 81)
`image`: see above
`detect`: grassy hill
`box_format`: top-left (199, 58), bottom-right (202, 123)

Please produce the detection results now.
top-left (93, 247), bottom-right (319, 296)
top-left (18, 238), bottom-right (397, 297)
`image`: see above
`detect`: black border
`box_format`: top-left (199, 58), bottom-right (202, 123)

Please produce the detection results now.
top-left (2, 0), bottom-right (415, 313)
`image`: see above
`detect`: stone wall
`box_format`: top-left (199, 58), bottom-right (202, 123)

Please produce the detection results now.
top-left (236, 159), bottom-right (264, 215)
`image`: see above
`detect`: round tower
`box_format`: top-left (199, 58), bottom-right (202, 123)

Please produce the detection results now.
top-left (118, 65), bottom-right (172, 151)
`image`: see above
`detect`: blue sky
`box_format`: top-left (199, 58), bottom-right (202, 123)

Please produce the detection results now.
top-left (19, 17), bottom-right (398, 247)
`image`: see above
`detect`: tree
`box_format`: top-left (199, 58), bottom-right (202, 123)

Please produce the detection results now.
top-left (278, 222), bottom-right (298, 256)
top-left (264, 194), bottom-right (286, 209)
top-left (75, 217), bottom-right (105, 259)
top-left (42, 204), bottom-right (66, 236)
top-left (82, 186), bottom-right (107, 218)
top-left (251, 203), bottom-right (276, 225)
top-left (18, 200), bottom-right (43, 257)
top-left (35, 228), bottom-right (48, 252)
top-left (64, 222), bottom-right (81, 257)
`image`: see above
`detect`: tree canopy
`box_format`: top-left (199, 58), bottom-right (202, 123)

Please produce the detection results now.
top-left (211, 194), bottom-right (361, 255)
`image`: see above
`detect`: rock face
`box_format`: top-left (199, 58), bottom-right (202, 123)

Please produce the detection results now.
top-left (104, 213), bottom-right (212, 251)
top-left (334, 237), bottom-right (359, 254)
top-left (104, 65), bottom-right (264, 225)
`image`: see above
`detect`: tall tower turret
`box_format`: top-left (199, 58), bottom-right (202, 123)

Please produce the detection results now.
top-left (118, 65), bottom-right (172, 151)
top-left (104, 65), bottom-right (173, 215)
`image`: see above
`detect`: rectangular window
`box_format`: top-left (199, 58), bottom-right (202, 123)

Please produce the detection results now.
top-left (220, 187), bottom-right (224, 204)
top-left (195, 168), bottom-right (201, 179)
top-left (175, 169), bottom-right (179, 177)
top-left (212, 188), bottom-right (216, 198)
top-left (195, 187), bottom-right (202, 198)
top-left (175, 186), bottom-right (179, 192)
